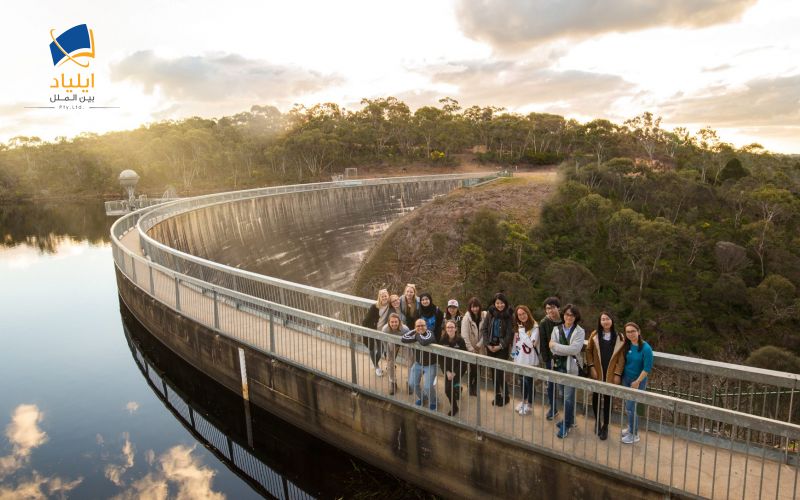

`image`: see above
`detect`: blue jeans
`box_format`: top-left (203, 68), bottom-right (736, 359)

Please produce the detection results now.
top-left (545, 360), bottom-right (556, 410)
top-left (409, 362), bottom-right (437, 406)
top-left (623, 376), bottom-right (648, 434)
top-left (522, 376), bottom-right (534, 404)
top-left (555, 367), bottom-right (576, 426)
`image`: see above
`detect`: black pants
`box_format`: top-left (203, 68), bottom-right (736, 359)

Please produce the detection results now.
top-left (367, 339), bottom-right (382, 369)
top-left (488, 348), bottom-right (509, 404)
top-left (445, 374), bottom-right (462, 411)
top-left (592, 392), bottom-right (611, 430)
top-left (468, 363), bottom-right (478, 393)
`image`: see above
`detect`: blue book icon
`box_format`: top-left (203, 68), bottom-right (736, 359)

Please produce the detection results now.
top-left (50, 24), bottom-right (95, 67)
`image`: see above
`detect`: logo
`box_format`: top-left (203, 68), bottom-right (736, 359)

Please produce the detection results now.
top-left (49, 24), bottom-right (95, 68)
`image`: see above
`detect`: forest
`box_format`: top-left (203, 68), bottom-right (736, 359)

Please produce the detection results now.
top-left (3, 97), bottom-right (789, 200)
top-left (3, 97), bottom-right (799, 365)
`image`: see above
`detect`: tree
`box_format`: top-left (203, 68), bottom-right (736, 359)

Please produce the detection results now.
top-left (541, 259), bottom-right (598, 305)
top-left (582, 119), bottom-right (618, 165)
top-left (748, 274), bottom-right (798, 322)
top-left (718, 157), bottom-right (749, 183)
top-left (745, 186), bottom-right (795, 277)
top-left (624, 112), bottom-right (664, 163)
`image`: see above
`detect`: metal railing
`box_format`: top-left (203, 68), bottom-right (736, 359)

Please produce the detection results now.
top-left (110, 173), bottom-right (800, 498)
top-left (105, 198), bottom-right (179, 216)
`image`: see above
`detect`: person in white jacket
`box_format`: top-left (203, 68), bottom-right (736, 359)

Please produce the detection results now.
top-left (512, 305), bottom-right (539, 416)
top-left (548, 304), bottom-right (586, 439)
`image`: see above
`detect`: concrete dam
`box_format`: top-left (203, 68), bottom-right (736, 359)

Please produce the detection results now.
top-left (111, 173), bottom-right (800, 499)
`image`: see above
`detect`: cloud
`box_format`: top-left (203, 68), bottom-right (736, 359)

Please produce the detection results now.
top-left (104, 433), bottom-right (135, 487)
top-left (455, 0), bottom-right (757, 50)
top-left (0, 472), bottom-right (83, 500)
top-left (110, 51), bottom-right (340, 102)
top-left (125, 402), bottom-right (140, 415)
top-left (661, 74), bottom-right (800, 127)
top-left (420, 60), bottom-right (636, 116)
top-left (112, 445), bottom-right (224, 500)
top-left (0, 405), bottom-right (83, 499)
top-left (0, 404), bottom-right (48, 479)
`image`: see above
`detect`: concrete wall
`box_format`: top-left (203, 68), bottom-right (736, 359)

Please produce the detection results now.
top-left (117, 269), bottom-right (672, 500)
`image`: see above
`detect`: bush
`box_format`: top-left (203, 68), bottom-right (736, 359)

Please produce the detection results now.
top-left (745, 346), bottom-right (800, 374)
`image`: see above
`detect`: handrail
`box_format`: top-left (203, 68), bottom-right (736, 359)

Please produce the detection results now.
top-left (110, 174), bottom-right (800, 498)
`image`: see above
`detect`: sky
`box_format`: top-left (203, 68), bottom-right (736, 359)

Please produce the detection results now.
top-left (1, 0), bottom-right (798, 153)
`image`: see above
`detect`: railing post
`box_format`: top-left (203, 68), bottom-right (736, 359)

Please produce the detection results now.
top-left (475, 357), bottom-right (481, 429)
top-left (213, 290), bottom-right (220, 329)
top-left (149, 265), bottom-right (155, 295)
top-left (269, 310), bottom-right (275, 353)
top-left (350, 329), bottom-right (358, 386)
top-left (130, 255), bottom-right (137, 282)
top-left (175, 277), bottom-right (181, 311)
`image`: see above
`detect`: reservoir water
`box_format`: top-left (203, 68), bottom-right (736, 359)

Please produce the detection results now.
top-left (0, 201), bottom-right (432, 499)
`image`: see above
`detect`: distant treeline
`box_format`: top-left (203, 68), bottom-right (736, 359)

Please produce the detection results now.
top-left (2, 97), bottom-right (794, 200)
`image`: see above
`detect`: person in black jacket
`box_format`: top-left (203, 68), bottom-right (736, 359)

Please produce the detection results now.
top-left (480, 292), bottom-right (515, 406)
top-left (418, 292), bottom-right (444, 341)
top-left (538, 296), bottom-right (563, 420)
top-left (361, 288), bottom-right (390, 376)
top-left (438, 319), bottom-right (468, 416)
top-left (402, 318), bottom-right (438, 410)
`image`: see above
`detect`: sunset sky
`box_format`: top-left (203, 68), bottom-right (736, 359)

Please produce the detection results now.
top-left (1, 0), bottom-right (798, 152)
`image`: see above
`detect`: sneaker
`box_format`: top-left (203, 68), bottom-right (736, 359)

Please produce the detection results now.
top-left (519, 404), bottom-right (531, 415)
top-left (429, 403), bottom-right (438, 411)
top-left (556, 422), bottom-right (569, 439)
top-left (621, 434), bottom-right (640, 444)
top-left (515, 402), bottom-right (524, 412)
top-left (375, 368), bottom-right (384, 377)
top-left (415, 399), bottom-right (422, 406)
top-left (570, 421), bottom-right (578, 429)
top-left (621, 427), bottom-right (630, 437)
top-left (546, 408), bottom-right (558, 421)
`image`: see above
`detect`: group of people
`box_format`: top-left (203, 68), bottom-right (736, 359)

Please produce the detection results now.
top-left (362, 285), bottom-right (654, 443)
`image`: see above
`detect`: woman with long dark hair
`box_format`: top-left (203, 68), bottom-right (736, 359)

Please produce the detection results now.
top-left (438, 319), bottom-right (467, 416)
top-left (584, 311), bottom-right (625, 440)
top-left (480, 292), bottom-right (515, 406)
top-left (461, 297), bottom-right (485, 396)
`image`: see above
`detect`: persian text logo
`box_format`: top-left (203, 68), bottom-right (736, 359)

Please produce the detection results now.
top-left (48, 24), bottom-right (96, 107)
top-left (49, 24), bottom-right (95, 68)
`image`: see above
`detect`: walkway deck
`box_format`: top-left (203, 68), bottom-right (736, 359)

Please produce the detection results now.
top-left (119, 228), bottom-right (798, 499)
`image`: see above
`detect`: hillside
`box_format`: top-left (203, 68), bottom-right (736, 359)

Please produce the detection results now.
top-left (352, 170), bottom-right (558, 307)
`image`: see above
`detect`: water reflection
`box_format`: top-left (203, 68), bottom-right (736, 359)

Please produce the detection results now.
top-left (121, 301), bottom-right (435, 500)
top-left (0, 202), bottom-right (111, 253)
top-left (0, 404), bottom-right (84, 498)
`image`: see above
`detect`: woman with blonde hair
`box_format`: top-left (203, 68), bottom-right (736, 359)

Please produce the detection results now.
top-left (361, 288), bottom-right (390, 376)
top-left (399, 284), bottom-right (420, 330)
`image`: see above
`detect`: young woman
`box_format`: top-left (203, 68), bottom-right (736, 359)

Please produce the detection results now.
top-left (584, 311), bottom-right (625, 440)
top-left (513, 305), bottom-right (539, 416)
top-left (381, 312), bottom-right (410, 395)
top-left (461, 297), bottom-right (486, 396)
top-left (389, 294), bottom-right (405, 326)
top-left (418, 293), bottom-right (444, 341)
top-left (444, 299), bottom-right (463, 333)
top-left (399, 284), bottom-right (420, 330)
top-left (438, 319), bottom-right (468, 416)
top-left (361, 288), bottom-right (390, 376)
top-left (621, 322), bottom-right (654, 444)
top-left (480, 292), bottom-right (515, 407)
top-left (548, 303), bottom-right (586, 439)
